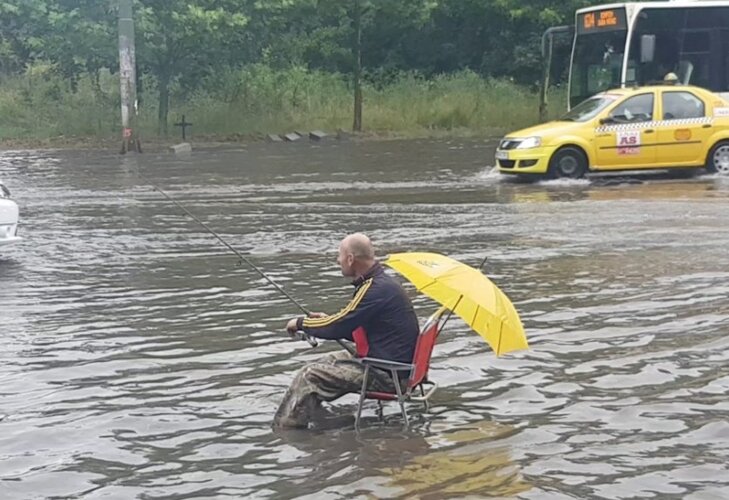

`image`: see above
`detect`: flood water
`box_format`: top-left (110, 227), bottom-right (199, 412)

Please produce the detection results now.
top-left (1, 139), bottom-right (729, 499)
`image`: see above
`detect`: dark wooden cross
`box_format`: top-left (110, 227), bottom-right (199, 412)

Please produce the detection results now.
top-left (174, 114), bottom-right (193, 140)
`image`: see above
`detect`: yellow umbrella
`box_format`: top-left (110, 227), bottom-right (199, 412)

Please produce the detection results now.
top-left (384, 252), bottom-right (528, 356)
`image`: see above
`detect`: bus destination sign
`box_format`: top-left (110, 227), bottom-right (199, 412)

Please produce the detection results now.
top-left (577, 8), bottom-right (627, 34)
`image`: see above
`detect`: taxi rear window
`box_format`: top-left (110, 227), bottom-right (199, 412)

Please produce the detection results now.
top-left (662, 91), bottom-right (705, 120)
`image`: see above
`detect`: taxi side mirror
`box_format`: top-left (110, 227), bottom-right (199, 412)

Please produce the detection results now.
top-left (599, 117), bottom-right (614, 125)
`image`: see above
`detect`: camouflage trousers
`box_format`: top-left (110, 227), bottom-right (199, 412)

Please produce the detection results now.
top-left (273, 351), bottom-right (399, 428)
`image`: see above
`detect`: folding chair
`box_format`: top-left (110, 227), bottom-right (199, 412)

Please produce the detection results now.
top-left (355, 306), bottom-right (448, 429)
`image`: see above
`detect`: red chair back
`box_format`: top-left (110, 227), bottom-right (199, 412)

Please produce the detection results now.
top-left (407, 308), bottom-right (447, 390)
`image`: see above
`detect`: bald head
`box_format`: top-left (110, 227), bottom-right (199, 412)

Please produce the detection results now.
top-left (337, 233), bottom-right (376, 278)
top-left (342, 233), bottom-right (375, 260)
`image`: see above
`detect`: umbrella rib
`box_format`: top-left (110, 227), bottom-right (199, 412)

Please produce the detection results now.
top-left (497, 321), bottom-right (503, 356)
top-left (470, 303), bottom-right (479, 330)
top-left (417, 278), bottom-right (440, 293)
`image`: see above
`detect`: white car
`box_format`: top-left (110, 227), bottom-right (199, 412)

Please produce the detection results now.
top-left (0, 180), bottom-right (21, 246)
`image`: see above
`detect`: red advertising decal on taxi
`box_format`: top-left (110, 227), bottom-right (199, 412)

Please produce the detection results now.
top-left (617, 130), bottom-right (640, 155)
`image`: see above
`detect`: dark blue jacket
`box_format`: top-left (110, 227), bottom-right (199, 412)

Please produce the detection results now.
top-left (297, 262), bottom-right (419, 364)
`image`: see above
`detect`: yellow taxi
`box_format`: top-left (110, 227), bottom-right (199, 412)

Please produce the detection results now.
top-left (496, 85), bottom-right (729, 178)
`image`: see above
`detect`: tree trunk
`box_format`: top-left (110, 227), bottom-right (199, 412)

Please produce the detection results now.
top-left (352, 0), bottom-right (362, 132)
top-left (158, 72), bottom-right (170, 137)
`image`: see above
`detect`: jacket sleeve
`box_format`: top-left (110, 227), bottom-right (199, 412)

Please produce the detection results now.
top-left (297, 278), bottom-right (377, 340)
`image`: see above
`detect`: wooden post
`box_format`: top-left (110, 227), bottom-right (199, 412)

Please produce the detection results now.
top-left (118, 0), bottom-right (141, 153)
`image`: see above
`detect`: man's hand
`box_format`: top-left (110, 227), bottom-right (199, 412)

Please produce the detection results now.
top-left (286, 317), bottom-right (300, 335)
top-left (285, 317), bottom-right (318, 347)
top-left (307, 312), bottom-right (327, 319)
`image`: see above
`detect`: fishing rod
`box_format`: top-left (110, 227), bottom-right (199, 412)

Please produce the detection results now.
top-left (135, 169), bottom-right (353, 353)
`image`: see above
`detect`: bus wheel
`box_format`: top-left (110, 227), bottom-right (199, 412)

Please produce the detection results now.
top-left (707, 140), bottom-right (729, 175)
top-left (548, 147), bottom-right (587, 179)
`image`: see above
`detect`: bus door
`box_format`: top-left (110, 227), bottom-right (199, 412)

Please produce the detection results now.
top-left (655, 90), bottom-right (713, 166)
top-left (595, 93), bottom-right (657, 169)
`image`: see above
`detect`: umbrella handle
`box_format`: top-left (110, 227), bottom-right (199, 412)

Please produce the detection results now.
top-left (438, 295), bottom-right (464, 335)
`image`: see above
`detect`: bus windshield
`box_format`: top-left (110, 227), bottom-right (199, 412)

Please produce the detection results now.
top-left (559, 94), bottom-right (618, 122)
top-left (569, 30), bottom-right (627, 107)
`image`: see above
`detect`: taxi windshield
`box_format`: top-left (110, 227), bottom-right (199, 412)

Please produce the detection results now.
top-left (559, 95), bottom-right (618, 122)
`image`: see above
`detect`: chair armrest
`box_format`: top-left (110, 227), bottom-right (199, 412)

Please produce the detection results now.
top-left (410, 381), bottom-right (438, 402)
top-left (360, 357), bottom-right (413, 372)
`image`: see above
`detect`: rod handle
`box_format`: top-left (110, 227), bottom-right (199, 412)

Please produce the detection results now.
top-left (303, 333), bottom-right (318, 347)
top-left (293, 330), bottom-right (318, 347)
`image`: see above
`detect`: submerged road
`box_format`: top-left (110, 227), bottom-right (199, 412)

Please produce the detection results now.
top-left (1, 139), bottom-right (729, 499)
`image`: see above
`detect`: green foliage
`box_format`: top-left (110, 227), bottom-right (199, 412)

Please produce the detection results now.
top-left (0, 0), bottom-right (583, 138)
top-left (134, 0), bottom-right (252, 132)
top-left (0, 65), bottom-right (566, 141)
top-left (0, 65), bottom-right (122, 138)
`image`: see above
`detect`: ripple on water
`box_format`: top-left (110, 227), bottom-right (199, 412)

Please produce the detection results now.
top-left (2, 143), bottom-right (729, 498)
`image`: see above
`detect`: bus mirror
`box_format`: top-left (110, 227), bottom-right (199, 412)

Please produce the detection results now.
top-left (640, 35), bottom-right (656, 63)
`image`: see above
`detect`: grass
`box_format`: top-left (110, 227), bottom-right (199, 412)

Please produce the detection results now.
top-left (0, 64), bottom-right (567, 147)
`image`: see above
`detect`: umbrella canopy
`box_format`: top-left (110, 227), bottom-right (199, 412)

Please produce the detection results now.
top-left (384, 252), bottom-right (528, 356)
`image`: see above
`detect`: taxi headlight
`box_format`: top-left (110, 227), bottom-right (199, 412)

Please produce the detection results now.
top-left (516, 137), bottom-right (542, 149)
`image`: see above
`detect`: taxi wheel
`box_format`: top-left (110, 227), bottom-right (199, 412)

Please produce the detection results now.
top-left (548, 147), bottom-right (587, 179)
top-left (707, 141), bottom-right (729, 175)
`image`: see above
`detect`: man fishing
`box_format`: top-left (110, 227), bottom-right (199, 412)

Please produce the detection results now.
top-left (273, 233), bottom-right (420, 429)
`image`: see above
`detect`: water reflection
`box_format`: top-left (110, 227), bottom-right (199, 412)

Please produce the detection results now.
top-left (381, 420), bottom-right (530, 499)
top-left (507, 176), bottom-right (719, 204)
top-left (269, 419), bottom-right (528, 499)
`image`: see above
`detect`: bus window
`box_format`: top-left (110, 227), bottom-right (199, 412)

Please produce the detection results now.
top-left (627, 7), bottom-right (729, 91)
top-left (570, 30), bottom-right (627, 107)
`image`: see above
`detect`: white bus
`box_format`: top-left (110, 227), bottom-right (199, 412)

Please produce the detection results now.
top-left (565, 1), bottom-right (729, 108)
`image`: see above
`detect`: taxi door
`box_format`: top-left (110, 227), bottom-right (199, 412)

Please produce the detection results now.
top-left (655, 90), bottom-right (713, 166)
top-left (595, 93), bottom-right (657, 169)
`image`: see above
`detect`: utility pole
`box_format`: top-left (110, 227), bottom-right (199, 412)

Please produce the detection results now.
top-left (118, 0), bottom-right (141, 153)
top-left (352, 0), bottom-right (362, 132)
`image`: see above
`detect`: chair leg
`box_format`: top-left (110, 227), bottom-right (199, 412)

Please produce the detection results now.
top-left (376, 400), bottom-right (384, 420)
top-left (420, 385), bottom-right (430, 412)
top-left (391, 369), bottom-right (408, 428)
top-left (355, 365), bottom-right (370, 430)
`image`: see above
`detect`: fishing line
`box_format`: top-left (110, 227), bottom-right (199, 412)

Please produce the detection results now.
top-left (131, 166), bottom-right (353, 353)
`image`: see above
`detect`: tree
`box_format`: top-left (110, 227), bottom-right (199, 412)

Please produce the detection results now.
top-left (270, 0), bottom-right (436, 131)
top-left (0, 1), bottom-right (48, 75)
top-left (135, 0), bottom-right (249, 134)
top-left (0, 1), bottom-right (116, 85)
top-left (47, 1), bottom-right (117, 88)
